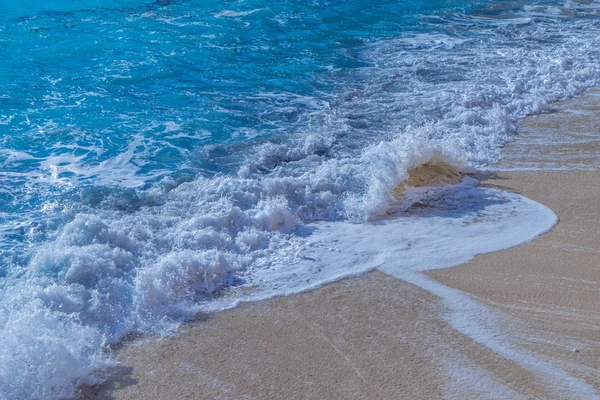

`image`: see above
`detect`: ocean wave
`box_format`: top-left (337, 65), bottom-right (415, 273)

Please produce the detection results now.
top-left (2, 1), bottom-right (600, 398)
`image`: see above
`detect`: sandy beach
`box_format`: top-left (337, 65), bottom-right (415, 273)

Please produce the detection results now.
top-left (81, 92), bottom-right (600, 400)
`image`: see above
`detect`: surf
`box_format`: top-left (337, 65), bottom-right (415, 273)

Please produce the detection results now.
top-left (2, 1), bottom-right (600, 398)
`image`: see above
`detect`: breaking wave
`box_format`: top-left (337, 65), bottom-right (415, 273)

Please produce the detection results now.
top-left (1, 1), bottom-right (600, 398)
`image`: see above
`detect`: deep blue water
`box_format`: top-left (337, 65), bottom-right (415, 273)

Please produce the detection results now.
top-left (1, 1), bottom-right (600, 398)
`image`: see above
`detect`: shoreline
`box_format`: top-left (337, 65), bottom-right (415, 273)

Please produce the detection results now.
top-left (80, 92), bottom-right (600, 399)
top-left (431, 170), bottom-right (600, 394)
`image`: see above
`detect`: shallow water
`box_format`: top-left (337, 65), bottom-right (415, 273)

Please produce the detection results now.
top-left (1, 1), bottom-right (600, 398)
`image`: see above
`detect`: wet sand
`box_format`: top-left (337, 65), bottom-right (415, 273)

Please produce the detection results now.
top-left (81, 92), bottom-right (600, 399)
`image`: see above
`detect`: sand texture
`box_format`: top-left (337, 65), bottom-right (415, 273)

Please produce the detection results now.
top-left (501, 88), bottom-right (600, 171)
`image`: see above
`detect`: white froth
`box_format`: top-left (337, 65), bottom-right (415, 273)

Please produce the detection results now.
top-left (440, 351), bottom-right (526, 400)
top-left (0, 173), bottom-right (563, 399)
top-left (200, 179), bottom-right (556, 309)
top-left (214, 9), bottom-right (264, 18)
top-left (192, 180), bottom-right (594, 397)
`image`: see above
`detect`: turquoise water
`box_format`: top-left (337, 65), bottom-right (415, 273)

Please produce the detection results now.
top-left (1, 1), bottom-right (600, 398)
top-left (0, 0), bottom-right (466, 247)
top-left (0, 1), bottom-right (472, 214)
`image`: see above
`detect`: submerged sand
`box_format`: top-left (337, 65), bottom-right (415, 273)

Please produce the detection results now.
top-left (80, 92), bottom-right (600, 399)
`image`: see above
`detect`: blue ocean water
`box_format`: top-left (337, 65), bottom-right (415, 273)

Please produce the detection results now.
top-left (1, 1), bottom-right (600, 398)
top-left (0, 0), bottom-right (459, 244)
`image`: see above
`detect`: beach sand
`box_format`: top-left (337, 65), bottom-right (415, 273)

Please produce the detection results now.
top-left (80, 92), bottom-right (600, 399)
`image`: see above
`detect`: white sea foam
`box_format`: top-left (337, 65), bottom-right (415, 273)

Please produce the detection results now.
top-left (1, 174), bottom-right (565, 399)
top-left (194, 178), bottom-right (553, 308)
top-left (214, 9), bottom-right (264, 19)
top-left (440, 352), bottom-right (525, 400)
